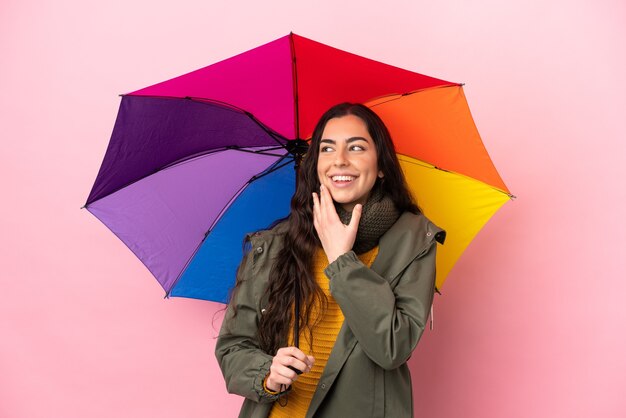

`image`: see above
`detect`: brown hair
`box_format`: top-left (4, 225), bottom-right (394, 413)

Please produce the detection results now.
top-left (234, 103), bottom-right (419, 354)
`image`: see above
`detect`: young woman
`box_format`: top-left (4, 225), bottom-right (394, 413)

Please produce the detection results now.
top-left (216, 103), bottom-right (444, 418)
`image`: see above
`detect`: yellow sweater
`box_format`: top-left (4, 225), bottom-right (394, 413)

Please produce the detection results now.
top-left (269, 247), bottom-right (379, 418)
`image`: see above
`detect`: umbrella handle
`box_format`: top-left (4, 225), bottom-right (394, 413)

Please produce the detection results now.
top-left (288, 366), bottom-right (303, 375)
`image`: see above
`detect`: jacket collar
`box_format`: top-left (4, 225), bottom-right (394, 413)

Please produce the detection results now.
top-left (371, 211), bottom-right (444, 280)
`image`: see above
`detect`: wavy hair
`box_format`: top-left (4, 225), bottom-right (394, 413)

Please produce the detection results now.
top-left (233, 103), bottom-right (419, 355)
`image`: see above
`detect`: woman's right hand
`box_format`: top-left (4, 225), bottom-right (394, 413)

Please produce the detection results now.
top-left (265, 347), bottom-right (315, 392)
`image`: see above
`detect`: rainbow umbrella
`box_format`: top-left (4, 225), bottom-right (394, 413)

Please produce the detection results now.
top-left (85, 33), bottom-right (512, 303)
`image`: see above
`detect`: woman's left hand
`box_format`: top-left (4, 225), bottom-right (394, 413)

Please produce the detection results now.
top-left (312, 184), bottom-right (362, 264)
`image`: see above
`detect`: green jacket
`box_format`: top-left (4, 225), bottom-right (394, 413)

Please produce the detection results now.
top-left (215, 212), bottom-right (444, 418)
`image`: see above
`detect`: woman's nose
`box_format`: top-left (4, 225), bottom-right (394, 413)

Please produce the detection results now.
top-left (333, 149), bottom-right (348, 166)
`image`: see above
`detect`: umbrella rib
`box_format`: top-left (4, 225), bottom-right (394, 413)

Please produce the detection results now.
top-left (165, 156), bottom-right (295, 297)
top-left (166, 236), bottom-right (207, 299)
top-left (206, 156), bottom-right (294, 233)
top-left (249, 157), bottom-right (294, 182)
top-left (243, 112), bottom-right (291, 150)
top-left (159, 146), bottom-right (286, 170)
top-left (183, 96), bottom-right (290, 149)
top-left (165, 181), bottom-right (253, 298)
top-left (397, 155), bottom-right (516, 199)
top-left (223, 146), bottom-right (287, 158)
top-left (366, 83), bottom-right (464, 108)
top-left (85, 147), bottom-right (288, 206)
top-left (289, 32), bottom-right (301, 140)
top-left (250, 145), bottom-right (286, 151)
top-left (204, 155), bottom-right (293, 236)
top-left (126, 93), bottom-right (265, 122)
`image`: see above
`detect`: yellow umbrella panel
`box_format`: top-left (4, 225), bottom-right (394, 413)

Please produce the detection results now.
top-left (399, 156), bottom-right (510, 290)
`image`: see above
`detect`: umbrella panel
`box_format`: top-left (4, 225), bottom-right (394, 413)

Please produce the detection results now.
top-left (87, 148), bottom-right (285, 294)
top-left (399, 155), bottom-right (510, 289)
top-left (368, 86), bottom-right (509, 194)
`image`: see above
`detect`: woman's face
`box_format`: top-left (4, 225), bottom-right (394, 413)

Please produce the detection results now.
top-left (316, 114), bottom-right (383, 211)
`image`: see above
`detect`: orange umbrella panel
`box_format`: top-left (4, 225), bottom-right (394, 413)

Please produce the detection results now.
top-left (368, 85), bottom-right (510, 194)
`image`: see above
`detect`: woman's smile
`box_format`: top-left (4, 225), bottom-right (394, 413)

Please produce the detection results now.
top-left (328, 174), bottom-right (358, 187)
top-left (317, 114), bottom-right (383, 211)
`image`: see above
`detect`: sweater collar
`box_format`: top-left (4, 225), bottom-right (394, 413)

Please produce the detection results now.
top-left (335, 184), bottom-right (400, 254)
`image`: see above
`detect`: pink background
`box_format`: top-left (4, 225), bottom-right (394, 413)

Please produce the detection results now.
top-left (2, 1), bottom-right (625, 417)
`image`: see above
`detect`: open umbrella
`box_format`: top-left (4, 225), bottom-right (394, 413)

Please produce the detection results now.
top-left (84, 33), bottom-right (512, 304)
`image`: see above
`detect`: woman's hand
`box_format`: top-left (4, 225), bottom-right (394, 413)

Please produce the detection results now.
top-left (312, 184), bottom-right (362, 264)
top-left (265, 347), bottom-right (315, 392)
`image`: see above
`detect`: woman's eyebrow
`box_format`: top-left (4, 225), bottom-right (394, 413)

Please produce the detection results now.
top-left (346, 137), bottom-right (369, 143)
top-left (320, 137), bottom-right (369, 144)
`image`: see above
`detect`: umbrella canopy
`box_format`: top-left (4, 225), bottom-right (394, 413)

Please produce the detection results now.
top-left (85, 33), bottom-right (511, 303)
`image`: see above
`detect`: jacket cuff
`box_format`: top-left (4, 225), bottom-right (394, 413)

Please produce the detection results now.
top-left (253, 358), bottom-right (290, 401)
top-left (324, 251), bottom-right (362, 280)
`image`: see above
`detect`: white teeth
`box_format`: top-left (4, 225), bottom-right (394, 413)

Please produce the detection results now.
top-left (332, 175), bottom-right (355, 182)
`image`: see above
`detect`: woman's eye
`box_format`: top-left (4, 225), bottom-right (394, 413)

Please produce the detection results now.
top-left (320, 146), bottom-right (333, 152)
top-left (350, 145), bottom-right (365, 151)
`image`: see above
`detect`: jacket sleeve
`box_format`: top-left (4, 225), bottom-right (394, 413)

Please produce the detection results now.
top-left (325, 239), bottom-right (438, 370)
top-left (214, 249), bottom-right (284, 403)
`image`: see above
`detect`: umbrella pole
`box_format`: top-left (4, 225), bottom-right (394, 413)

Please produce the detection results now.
top-left (293, 278), bottom-right (300, 348)
top-left (291, 143), bottom-right (306, 349)
top-left (287, 277), bottom-right (302, 376)
top-left (286, 139), bottom-right (308, 351)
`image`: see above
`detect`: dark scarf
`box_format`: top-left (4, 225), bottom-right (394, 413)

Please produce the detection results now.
top-left (335, 185), bottom-right (400, 254)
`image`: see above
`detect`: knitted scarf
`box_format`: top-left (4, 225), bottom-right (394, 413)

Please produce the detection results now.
top-left (335, 185), bottom-right (400, 254)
